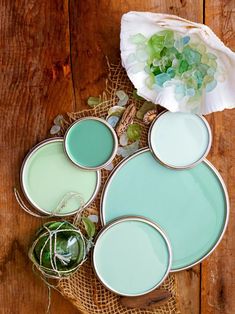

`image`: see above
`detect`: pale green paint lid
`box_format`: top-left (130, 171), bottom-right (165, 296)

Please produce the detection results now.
top-left (65, 118), bottom-right (117, 169)
top-left (93, 218), bottom-right (171, 296)
top-left (21, 139), bottom-right (99, 215)
top-left (101, 149), bottom-right (228, 271)
top-left (149, 112), bottom-right (211, 168)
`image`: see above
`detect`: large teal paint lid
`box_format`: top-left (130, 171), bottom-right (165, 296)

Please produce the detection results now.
top-left (101, 148), bottom-right (229, 271)
top-left (93, 216), bottom-right (172, 296)
top-left (64, 117), bottom-right (118, 170)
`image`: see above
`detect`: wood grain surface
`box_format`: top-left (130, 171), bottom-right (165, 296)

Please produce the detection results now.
top-left (0, 0), bottom-right (234, 313)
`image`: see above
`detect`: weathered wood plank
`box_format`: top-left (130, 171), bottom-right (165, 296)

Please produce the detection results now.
top-left (202, 1), bottom-right (235, 313)
top-left (0, 0), bottom-right (77, 313)
top-left (70, 1), bottom-right (203, 313)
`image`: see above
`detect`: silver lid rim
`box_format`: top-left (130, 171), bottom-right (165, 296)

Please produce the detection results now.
top-left (148, 110), bottom-right (213, 170)
top-left (64, 117), bottom-right (118, 171)
top-left (92, 215), bottom-right (172, 296)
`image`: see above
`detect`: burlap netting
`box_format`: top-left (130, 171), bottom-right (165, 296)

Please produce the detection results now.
top-left (58, 61), bottom-right (180, 314)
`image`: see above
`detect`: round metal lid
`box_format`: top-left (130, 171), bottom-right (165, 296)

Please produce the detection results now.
top-left (92, 216), bottom-right (172, 296)
top-left (64, 117), bottom-right (118, 170)
top-left (20, 137), bottom-right (101, 216)
top-left (100, 148), bottom-right (229, 271)
top-left (148, 110), bottom-right (212, 169)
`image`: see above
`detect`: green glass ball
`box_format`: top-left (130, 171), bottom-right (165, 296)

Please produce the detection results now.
top-left (31, 221), bottom-right (85, 277)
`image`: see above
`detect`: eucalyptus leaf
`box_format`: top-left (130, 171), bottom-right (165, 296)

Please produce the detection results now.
top-left (82, 217), bottom-right (96, 239)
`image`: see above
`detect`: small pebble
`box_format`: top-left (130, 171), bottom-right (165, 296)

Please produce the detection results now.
top-left (103, 163), bottom-right (114, 171)
top-left (117, 141), bottom-right (139, 158)
top-left (54, 115), bottom-right (64, 125)
top-left (117, 95), bottom-right (129, 107)
top-left (120, 132), bottom-right (128, 146)
top-left (116, 90), bottom-right (127, 101)
top-left (50, 125), bottom-right (60, 135)
top-left (88, 215), bottom-right (99, 223)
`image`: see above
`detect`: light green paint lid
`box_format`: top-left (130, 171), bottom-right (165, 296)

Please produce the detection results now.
top-left (101, 149), bottom-right (228, 271)
top-left (93, 217), bottom-right (171, 296)
top-left (149, 111), bottom-right (211, 169)
top-left (21, 138), bottom-right (100, 216)
top-left (65, 117), bottom-right (117, 169)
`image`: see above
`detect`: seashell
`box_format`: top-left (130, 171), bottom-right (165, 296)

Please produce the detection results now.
top-left (143, 109), bottom-right (158, 125)
top-left (136, 101), bottom-right (157, 119)
top-left (121, 12), bottom-right (235, 114)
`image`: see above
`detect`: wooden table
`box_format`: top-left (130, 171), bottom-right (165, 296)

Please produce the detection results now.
top-left (1, 1), bottom-right (234, 313)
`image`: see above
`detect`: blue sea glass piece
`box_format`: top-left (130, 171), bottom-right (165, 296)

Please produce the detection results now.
top-left (155, 73), bottom-right (171, 87)
top-left (182, 36), bottom-right (190, 45)
top-left (183, 47), bottom-right (201, 65)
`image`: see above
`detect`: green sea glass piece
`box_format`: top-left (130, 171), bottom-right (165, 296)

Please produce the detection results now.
top-left (178, 59), bottom-right (189, 73)
top-left (155, 73), bottom-right (171, 86)
top-left (130, 33), bottom-right (146, 44)
top-left (130, 29), bottom-right (219, 104)
top-left (183, 47), bottom-right (201, 65)
top-left (87, 97), bottom-right (101, 107)
top-left (127, 124), bottom-right (141, 141)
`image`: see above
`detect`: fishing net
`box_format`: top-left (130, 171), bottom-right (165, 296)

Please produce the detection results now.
top-left (58, 61), bottom-right (180, 314)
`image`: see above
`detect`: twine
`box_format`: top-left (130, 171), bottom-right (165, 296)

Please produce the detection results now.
top-left (30, 220), bottom-right (90, 314)
top-left (14, 187), bottom-right (85, 219)
top-left (29, 221), bottom-right (87, 278)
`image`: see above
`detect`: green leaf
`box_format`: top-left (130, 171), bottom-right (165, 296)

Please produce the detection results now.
top-left (82, 217), bottom-right (96, 239)
top-left (87, 96), bottom-right (101, 107)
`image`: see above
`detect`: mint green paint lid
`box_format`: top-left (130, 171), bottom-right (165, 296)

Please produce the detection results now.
top-left (101, 148), bottom-right (229, 271)
top-left (20, 138), bottom-right (100, 216)
top-left (64, 117), bottom-right (118, 170)
top-left (149, 111), bottom-right (212, 169)
top-left (93, 216), bottom-right (172, 296)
